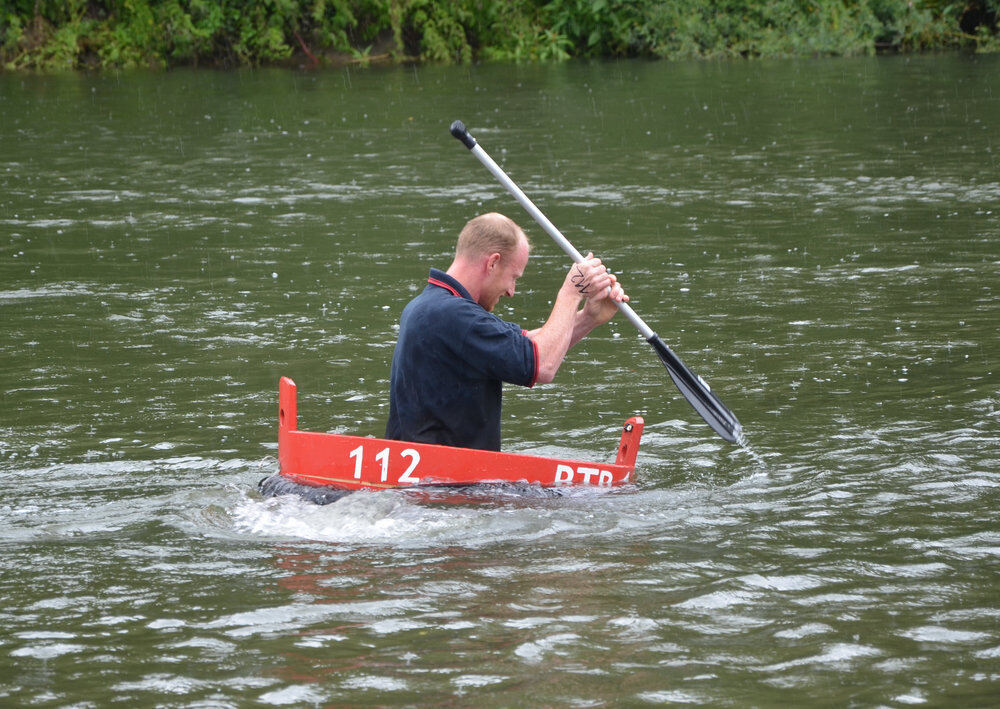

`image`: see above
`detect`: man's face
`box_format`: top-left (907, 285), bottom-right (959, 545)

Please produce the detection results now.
top-left (480, 239), bottom-right (529, 312)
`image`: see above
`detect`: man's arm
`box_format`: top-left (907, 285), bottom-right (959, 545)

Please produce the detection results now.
top-left (525, 255), bottom-right (627, 384)
top-left (569, 272), bottom-right (627, 347)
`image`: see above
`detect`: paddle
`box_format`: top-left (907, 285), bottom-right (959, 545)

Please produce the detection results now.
top-left (450, 120), bottom-right (742, 444)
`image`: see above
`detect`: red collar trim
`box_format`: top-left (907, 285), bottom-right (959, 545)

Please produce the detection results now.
top-left (428, 277), bottom-right (462, 297)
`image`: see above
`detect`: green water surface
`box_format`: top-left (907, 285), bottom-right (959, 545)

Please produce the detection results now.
top-left (1, 56), bottom-right (998, 706)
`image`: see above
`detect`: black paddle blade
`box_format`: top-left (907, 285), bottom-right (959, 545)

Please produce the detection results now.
top-left (647, 334), bottom-right (742, 443)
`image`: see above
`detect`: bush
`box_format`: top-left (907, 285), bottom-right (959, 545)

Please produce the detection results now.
top-left (0, 0), bottom-right (996, 70)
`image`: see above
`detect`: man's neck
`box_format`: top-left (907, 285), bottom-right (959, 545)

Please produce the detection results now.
top-left (445, 257), bottom-right (485, 304)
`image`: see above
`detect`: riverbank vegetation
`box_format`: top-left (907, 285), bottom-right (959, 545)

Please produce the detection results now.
top-left (2, 0), bottom-right (998, 71)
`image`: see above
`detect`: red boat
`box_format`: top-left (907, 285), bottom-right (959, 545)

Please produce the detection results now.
top-left (258, 377), bottom-right (644, 503)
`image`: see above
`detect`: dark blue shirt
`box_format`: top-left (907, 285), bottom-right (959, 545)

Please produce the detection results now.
top-left (386, 269), bottom-right (538, 451)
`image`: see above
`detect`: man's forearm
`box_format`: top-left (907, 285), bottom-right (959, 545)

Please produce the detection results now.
top-left (525, 289), bottom-right (582, 384)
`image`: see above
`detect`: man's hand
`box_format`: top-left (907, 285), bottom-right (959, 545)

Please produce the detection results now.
top-left (582, 272), bottom-right (628, 326)
top-left (530, 253), bottom-right (630, 383)
top-left (561, 252), bottom-right (628, 326)
top-left (560, 253), bottom-right (618, 300)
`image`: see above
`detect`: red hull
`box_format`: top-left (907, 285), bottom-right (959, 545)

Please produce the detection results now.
top-left (277, 377), bottom-right (643, 491)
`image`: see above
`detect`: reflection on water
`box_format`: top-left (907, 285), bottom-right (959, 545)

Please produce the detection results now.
top-left (2, 55), bottom-right (999, 704)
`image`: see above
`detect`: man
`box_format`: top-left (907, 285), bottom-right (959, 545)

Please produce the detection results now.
top-left (386, 212), bottom-right (628, 451)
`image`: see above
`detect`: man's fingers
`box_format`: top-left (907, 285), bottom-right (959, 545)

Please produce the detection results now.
top-left (570, 255), bottom-right (628, 301)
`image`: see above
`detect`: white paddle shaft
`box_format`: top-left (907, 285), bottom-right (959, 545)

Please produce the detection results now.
top-left (468, 143), bottom-right (655, 341)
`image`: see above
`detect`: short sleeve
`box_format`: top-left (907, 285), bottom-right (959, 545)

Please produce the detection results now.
top-left (459, 310), bottom-right (538, 387)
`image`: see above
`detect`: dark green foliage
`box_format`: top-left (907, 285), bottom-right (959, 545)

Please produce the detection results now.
top-left (389, 0), bottom-right (475, 62)
top-left (0, 0), bottom-right (392, 69)
top-left (1, 0), bottom-right (996, 70)
top-left (542, 0), bottom-right (645, 57)
top-left (633, 0), bottom-right (956, 58)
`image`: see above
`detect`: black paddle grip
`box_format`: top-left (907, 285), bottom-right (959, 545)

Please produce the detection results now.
top-left (450, 120), bottom-right (477, 150)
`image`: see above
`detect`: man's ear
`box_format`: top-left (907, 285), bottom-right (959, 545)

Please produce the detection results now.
top-left (486, 252), bottom-right (502, 273)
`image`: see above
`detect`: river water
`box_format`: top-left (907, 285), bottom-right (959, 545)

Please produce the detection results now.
top-left (2, 56), bottom-right (998, 705)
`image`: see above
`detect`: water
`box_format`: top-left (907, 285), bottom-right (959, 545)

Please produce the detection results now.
top-left (2, 56), bottom-right (999, 705)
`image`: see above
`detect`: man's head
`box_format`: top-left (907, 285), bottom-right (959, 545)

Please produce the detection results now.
top-left (456, 212), bottom-right (531, 261)
top-left (454, 213), bottom-right (531, 312)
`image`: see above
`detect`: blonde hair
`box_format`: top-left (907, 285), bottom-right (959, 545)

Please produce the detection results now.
top-left (456, 213), bottom-right (530, 259)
